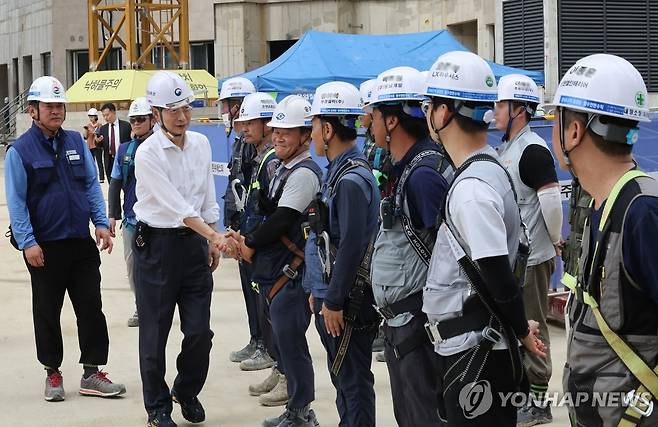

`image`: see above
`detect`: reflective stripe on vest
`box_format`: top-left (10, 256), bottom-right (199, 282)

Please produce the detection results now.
top-left (249, 148), bottom-right (276, 191)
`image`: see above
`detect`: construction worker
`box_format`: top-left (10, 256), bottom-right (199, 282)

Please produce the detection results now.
top-left (226, 95), bottom-right (321, 427)
top-left (133, 71), bottom-right (229, 427)
top-left (546, 54), bottom-right (658, 427)
top-left (220, 76), bottom-right (256, 231)
top-left (230, 92), bottom-right (287, 404)
top-left (421, 51), bottom-right (546, 426)
top-left (107, 97), bottom-right (154, 328)
top-left (368, 66), bottom-right (453, 426)
top-left (4, 76), bottom-right (125, 402)
top-left (306, 81), bottom-right (380, 426)
top-left (494, 74), bottom-right (563, 426)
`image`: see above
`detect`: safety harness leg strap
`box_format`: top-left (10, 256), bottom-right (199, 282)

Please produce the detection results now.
top-left (267, 236), bottom-right (305, 303)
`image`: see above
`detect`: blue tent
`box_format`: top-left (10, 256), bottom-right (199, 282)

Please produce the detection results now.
top-left (223, 30), bottom-right (544, 96)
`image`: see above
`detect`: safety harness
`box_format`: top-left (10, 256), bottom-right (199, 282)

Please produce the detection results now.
top-left (561, 170), bottom-right (658, 426)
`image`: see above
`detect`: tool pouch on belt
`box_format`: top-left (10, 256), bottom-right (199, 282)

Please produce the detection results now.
top-left (307, 193), bottom-right (329, 238)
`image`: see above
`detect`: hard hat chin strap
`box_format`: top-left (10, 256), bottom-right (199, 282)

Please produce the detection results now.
top-left (503, 100), bottom-right (524, 142)
top-left (559, 108), bottom-right (578, 179)
top-left (34, 101), bottom-right (65, 137)
top-left (156, 107), bottom-right (184, 140)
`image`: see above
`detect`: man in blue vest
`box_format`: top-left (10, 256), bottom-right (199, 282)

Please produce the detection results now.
top-left (227, 95), bottom-right (321, 427)
top-left (306, 81), bottom-right (381, 426)
top-left (547, 54), bottom-right (658, 427)
top-left (108, 96), bottom-right (154, 328)
top-left (4, 76), bottom-right (125, 402)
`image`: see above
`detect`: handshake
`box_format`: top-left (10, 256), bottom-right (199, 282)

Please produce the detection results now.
top-left (210, 229), bottom-right (255, 262)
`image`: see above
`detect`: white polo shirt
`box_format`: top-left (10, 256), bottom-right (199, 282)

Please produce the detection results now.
top-left (134, 129), bottom-right (220, 228)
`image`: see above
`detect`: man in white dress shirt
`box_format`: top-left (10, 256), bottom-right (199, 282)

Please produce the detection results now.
top-left (133, 71), bottom-right (231, 427)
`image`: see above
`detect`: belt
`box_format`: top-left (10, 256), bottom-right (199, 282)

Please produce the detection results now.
top-left (148, 226), bottom-right (195, 236)
top-left (424, 306), bottom-right (492, 345)
top-left (375, 291), bottom-right (423, 320)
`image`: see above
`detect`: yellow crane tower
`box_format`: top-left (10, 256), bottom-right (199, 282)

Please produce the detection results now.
top-left (87, 0), bottom-right (189, 71)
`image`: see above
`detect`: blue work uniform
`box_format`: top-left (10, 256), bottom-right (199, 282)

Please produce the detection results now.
top-left (310, 146), bottom-right (381, 426)
top-left (5, 122), bottom-right (110, 369)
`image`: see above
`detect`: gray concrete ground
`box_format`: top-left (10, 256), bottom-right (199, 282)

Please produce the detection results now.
top-left (0, 153), bottom-right (570, 426)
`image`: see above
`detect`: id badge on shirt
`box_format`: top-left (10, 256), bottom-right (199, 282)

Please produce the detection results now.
top-left (65, 150), bottom-right (81, 163)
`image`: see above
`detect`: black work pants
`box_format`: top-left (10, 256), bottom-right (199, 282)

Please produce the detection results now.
top-left (103, 149), bottom-right (114, 184)
top-left (238, 260), bottom-right (262, 341)
top-left (25, 237), bottom-right (109, 369)
top-left (314, 297), bottom-right (377, 427)
top-left (257, 284), bottom-right (279, 362)
top-left (437, 347), bottom-right (519, 426)
top-left (91, 147), bottom-right (105, 181)
top-left (134, 231), bottom-right (214, 413)
top-left (383, 314), bottom-right (443, 427)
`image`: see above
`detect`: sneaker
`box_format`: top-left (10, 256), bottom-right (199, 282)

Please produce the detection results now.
top-left (45, 370), bottom-right (65, 402)
top-left (263, 405), bottom-right (317, 427)
top-left (127, 311), bottom-right (139, 327)
top-left (147, 411), bottom-right (177, 427)
top-left (372, 327), bottom-right (385, 352)
top-left (249, 367), bottom-right (281, 396)
top-left (517, 401), bottom-right (553, 427)
top-left (240, 347), bottom-right (275, 371)
top-left (375, 351), bottom-right (386, 362)
top-left (230, 338), bottom-right (258, 362)
top-left (171, 389), bottom-right (205, 423)
top-left (79, 370), bottom-right (126, 397)
top-left (258, 374), bottom-right (289, 407)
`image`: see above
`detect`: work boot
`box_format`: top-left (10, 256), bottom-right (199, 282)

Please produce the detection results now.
top-left (258, 374), bottom-right (289, 407)
top-left (249, 366), bottom-right (281, 396)
top-left (375, 351), bottom-right (386, 362)
top-left (127, 310), bottom-right (139, 327)
top-left (172, 389), bottom-right (205, 423)
top-left (79, 370), bottom-right (126, 397)
top-left (44, 369), bottom-right (65, 402)
top-left (240, 344), bottom-right (275, 371)
top-left (372, 326), bottom-right (385, 352)
top-left (517, 400), bottom-right (553, 427)
top-left (262, 405), bottom-right (318, 427)
top-left (147, 411), bottom-right (177, 427)
top-left (230, 337), bottom-right (258, 362)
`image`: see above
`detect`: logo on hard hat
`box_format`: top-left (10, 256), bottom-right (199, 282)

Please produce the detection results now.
top-left (174, 87), bottom-right (182, 96)
top-left (485, 76), bottom-right (494, 87)
top-left (53, 85), bottom-right (61, 95)
top-left (276, 113), bottom-right (285, 120)
top-left (635, 92), bottom-right (645, 107)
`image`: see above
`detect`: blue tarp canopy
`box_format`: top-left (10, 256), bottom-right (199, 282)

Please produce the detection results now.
top-left (224, 30), bottom-right (544, 96)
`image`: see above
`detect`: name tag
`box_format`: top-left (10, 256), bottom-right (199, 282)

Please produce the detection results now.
top-left (67, 153), bottom-right (81, 162)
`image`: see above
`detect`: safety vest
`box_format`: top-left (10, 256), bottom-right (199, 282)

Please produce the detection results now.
top-left (371, 146), bottom-right (453, 327)
top-left (250, 157), bottom-right (322, 288)
top-left (496, 125), bottom-right (555, 266)
top-left (11, 123), bottom-right (92, 243)
top-left (563, 170), bottom-right (658, 427)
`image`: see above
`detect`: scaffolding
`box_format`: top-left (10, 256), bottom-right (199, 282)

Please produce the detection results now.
top-left (87, 0), bottom-right (189, 71)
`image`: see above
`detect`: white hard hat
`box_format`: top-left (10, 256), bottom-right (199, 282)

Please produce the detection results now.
top-left (423, 51), bottom-right (497, 102)
top-left (307, 81), bottom-right (363, 118)
top-left (27, 76), bottom-right (67, 103)
top-left (359, 79), bottom-right (377, 106)
top-left (267, 95), bottom-right (312, 129)
top-left (370, 66), bottom-right (426, 105)
top-left (234, 92), bottom-right (277, 122)
top-left (87, 108), bottom-right (98, 116)
top-left (219, 77), bottom-right (256, 101)
top-left (146, 71), bottom-right (194, 109)
top-left (497, 74), bottom-right (541, 104)
top-left (128, 97), bottom-right (152, 117)
top-left (544, 54), bottom-right (650, 123)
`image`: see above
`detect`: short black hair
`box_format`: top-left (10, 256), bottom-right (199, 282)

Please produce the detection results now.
top-left (28, 100), bottom-right (38, 109)
top-left (321, 117), bottom-right (357, 141)
top-left (431, 97), bottom-right (489, 133)
top-left (563, 109), bottom-right (635, 157)
top-left (377, 102), bottom-right (429, 141)
top-left (100, 103), bottom-right (116, 112)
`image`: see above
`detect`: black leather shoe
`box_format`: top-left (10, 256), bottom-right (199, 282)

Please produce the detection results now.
top-left (171, 390), bottom-right (205, 423)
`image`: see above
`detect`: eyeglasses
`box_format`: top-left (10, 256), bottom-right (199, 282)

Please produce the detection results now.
top-left (129, 116), bottom-right (148, 124)
top-left (165, 105), bottom-right (193, 116)
top-left (421, 99), bottom-right (432, 116)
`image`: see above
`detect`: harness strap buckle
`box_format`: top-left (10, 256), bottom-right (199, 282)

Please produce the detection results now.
top-left (374, 304), bottom-right (395, 320)
top-left (282, 264), bottom-right (298, 280)
top-left (424, 321), bottom-right (443, 345)
top-left (624, 389), bottom-right (654, 417)
top-left (481, 326), bottom-right (503, 344)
